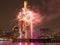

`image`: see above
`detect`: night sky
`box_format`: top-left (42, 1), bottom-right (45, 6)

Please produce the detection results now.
top-left (0, 0), bottom-right (60, 35)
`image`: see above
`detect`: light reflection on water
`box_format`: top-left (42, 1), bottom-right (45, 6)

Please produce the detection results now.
top-left (0, 41), bottom-right (60, 45)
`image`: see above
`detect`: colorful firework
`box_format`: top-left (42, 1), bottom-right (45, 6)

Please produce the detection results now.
top-left (17, 0), bottom-right (43, 45)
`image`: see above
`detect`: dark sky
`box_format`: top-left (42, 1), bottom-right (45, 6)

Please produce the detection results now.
top-left (0, 0), bottom-right (60, 35)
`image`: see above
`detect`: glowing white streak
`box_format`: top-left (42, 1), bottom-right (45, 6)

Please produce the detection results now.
top-left (30, 21), bottom-right (33, 38)
top-left (30, 14), bottom-right (34, 45)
